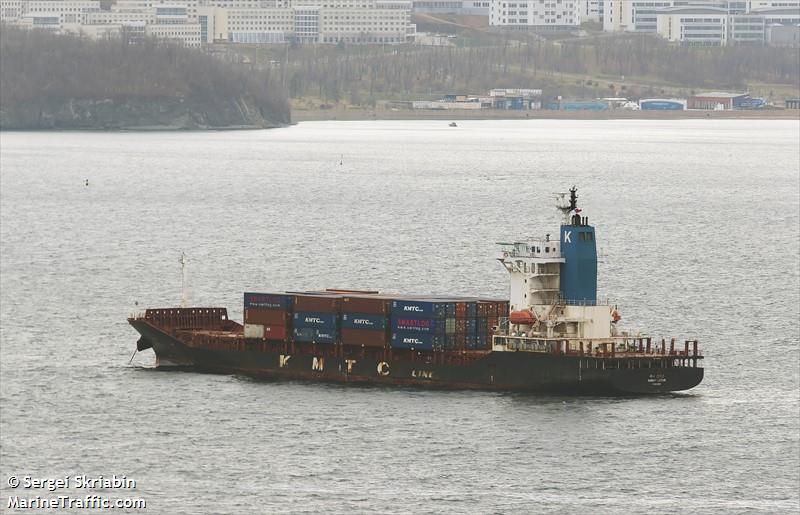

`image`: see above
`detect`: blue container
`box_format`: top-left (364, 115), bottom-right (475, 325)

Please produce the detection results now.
top-left (392, 316), bottom-right (438, 334)
top-left (244, 292), bottom-right (293, 310)
top-left (477, 334), bottom-right (487, 348)
top-left (293, 311), bottom-right (337, 330)
top-left (341, 313), bottom-right (386, 330)
top-left (390, 299), bottom-right (446, 318)
top-left (640, 100), bottom-right (684, 111)
top-left (466, 319), bottom-right (477, 335)
top-left (445, 303), bottom-right (456, 318)
top-left (466, 302), bottom-right (477, 318)
top-left (445, 334), bottom-right (456, 349)
top-left (390, 332), bottom-right (443, 350)
top-left (293, 327), bottom-right (336, 344)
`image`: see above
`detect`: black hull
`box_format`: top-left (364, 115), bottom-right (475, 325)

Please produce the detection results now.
top-left (131, 321), bottom-right (703, 395)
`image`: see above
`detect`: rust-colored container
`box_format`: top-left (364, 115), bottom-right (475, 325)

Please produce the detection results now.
top-left (263, 325), bottom-right (289, 341)
top-left (341, 296), bottom-right (390, 315)
top-left (340, 328), bottom-right (387, 348)
top-left (476, 302), bottom-right (489, 317)
top-left (293, 295), bottom-right (341, 313)
top-left (455, 319), bottom-right (466, 333)
top-left (455, 302), bottom-right (467, 319)
top-left (245, 308), bottom-right (291, 326)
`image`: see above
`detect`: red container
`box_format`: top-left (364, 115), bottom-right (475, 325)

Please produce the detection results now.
top-left (455, 302), bottom-right (467, 319)
top-left (455, 319), bottom-right (466, 333)
top-left (245, 308), bottom-right (291, 326)
top-left (263, 325), bottom-right (289, 341)
top-left (293, 295), bottom-right (341, 313)
top-left (341, 296), bottom-right (390, 315)
top-left (476, 303), bottom-right (489, 317)
top-left (455, 333), bottom-right (466, 348)
top-left (340, 328), bottom-right (387, 348)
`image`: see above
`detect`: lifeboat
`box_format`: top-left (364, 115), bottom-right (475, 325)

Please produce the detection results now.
top-left (509, 309), bottom-right (537, 325)
top-left (611, 308), bottom-right (622, 323)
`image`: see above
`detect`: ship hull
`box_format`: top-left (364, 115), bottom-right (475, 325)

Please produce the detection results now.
top-left (131, 321), bottom-right (703, 395)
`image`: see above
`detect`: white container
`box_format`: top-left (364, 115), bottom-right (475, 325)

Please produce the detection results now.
top-left (244, 323), bottom-right (264, 339)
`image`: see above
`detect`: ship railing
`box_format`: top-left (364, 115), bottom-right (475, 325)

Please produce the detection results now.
top-left (561, 298), bottom-right (614, 306)
top-left (128, 307), bottom-right (230, 329)
top-left (492, 335), bottom-right (702, 359)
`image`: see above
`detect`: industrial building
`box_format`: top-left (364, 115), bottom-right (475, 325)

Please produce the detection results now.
top-left (687, 92), bottom-right (751, 109)
top-left (412, 89), bottom-right (543, 110)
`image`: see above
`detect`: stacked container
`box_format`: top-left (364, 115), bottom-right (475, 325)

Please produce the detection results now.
top-left (340, 296), bottom-right (391, 348)
top-left (292, 295), bottom-right (339, 344)
top-left (390, 299), bottom-right (449, 350)
top-left (244, 290), bottom-right (508, 351)
top-left (243, 292), bottom-right (293, 341)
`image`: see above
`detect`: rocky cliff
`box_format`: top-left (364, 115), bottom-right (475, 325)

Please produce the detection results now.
top-left (0, 26), bottom-right (290, 130)
top-left (1, 96), bottom-right (283, 130)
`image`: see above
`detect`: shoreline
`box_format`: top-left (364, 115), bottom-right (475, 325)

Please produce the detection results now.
top-left (292, 109), bottom-right (800, 122)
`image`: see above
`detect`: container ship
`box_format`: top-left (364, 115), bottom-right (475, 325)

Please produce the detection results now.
top-left (129, 188), bottom-right (703, 394)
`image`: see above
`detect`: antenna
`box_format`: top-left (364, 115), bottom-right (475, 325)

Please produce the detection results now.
top-left (554, 185), bottom-right (577, 224)
top-left (179, 251), bottom-right (189, 308)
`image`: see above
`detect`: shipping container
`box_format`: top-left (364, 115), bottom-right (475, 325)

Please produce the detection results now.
top-left (263, 325), bottom-right (289, 341)
top-left (390, 332), bottom-right (443, 350)
top-left (455, 302), bottom-right (467, 319)
top-left (293, 295), bottom-right (341, 313)
top-left (392, 317), bottom-right (438, 334)
top-left (456, 319), bottom-right (466, 333)
top-left (245, 308), bottom-right (291, 326)
top-left (445, 303), bottom-right (456, 318)
top-left (390, 299), bottom-right (445, 318)
top-left (341, 313), bottom-right (387, 330)
top-left (466, 302), bottom-right (477, 318)
top-left (293, 327), bottom-right (336, 344)
top-left (445, 334), bottom-right (457, 349)
top-left (477, 302), bottom-right (489, 318)
top-left (243, 323), bottom-right (264, 339)
top-left (244, 292), bottom-right (293, 310)
top-left (445, 318), bottom-right (456, 334)
top-left (341, 296), bottom-right (390, 315)
top-left (340, 328), bottom-right (387, 348)
top-left (293, 311), bottom-right (337, 330)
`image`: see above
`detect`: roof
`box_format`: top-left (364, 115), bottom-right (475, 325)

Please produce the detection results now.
top-left (751, 7), bottom-right (800, 15)
top-left (657, 6), bottom-right (727, 14)
top-left (692, 92), bottom-right (749, 98)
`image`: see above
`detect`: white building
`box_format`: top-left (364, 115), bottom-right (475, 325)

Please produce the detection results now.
top-left (6, 0), bottom-right (416, 45)
top-left (0, 0), bottom-right (26, 20)
top-left (580, 0), bottom-right (603, 23)
top-left (655, 5), bottom-right (728, 44)
top-left (146, 21), bottom-right (202, 45)
top-left (412, 0), bottom-right (490, 15)
top-left (490, 0), bottom-right (581, 30)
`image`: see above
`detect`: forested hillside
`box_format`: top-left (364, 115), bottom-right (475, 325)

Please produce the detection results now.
top-left (0, 26), bottom-right (290, 129)
top-left (221, 33), bottom-right (799, 106)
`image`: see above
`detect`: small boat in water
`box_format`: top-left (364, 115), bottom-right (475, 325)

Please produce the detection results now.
top-left (449, 122), bottom-right (458, 127)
